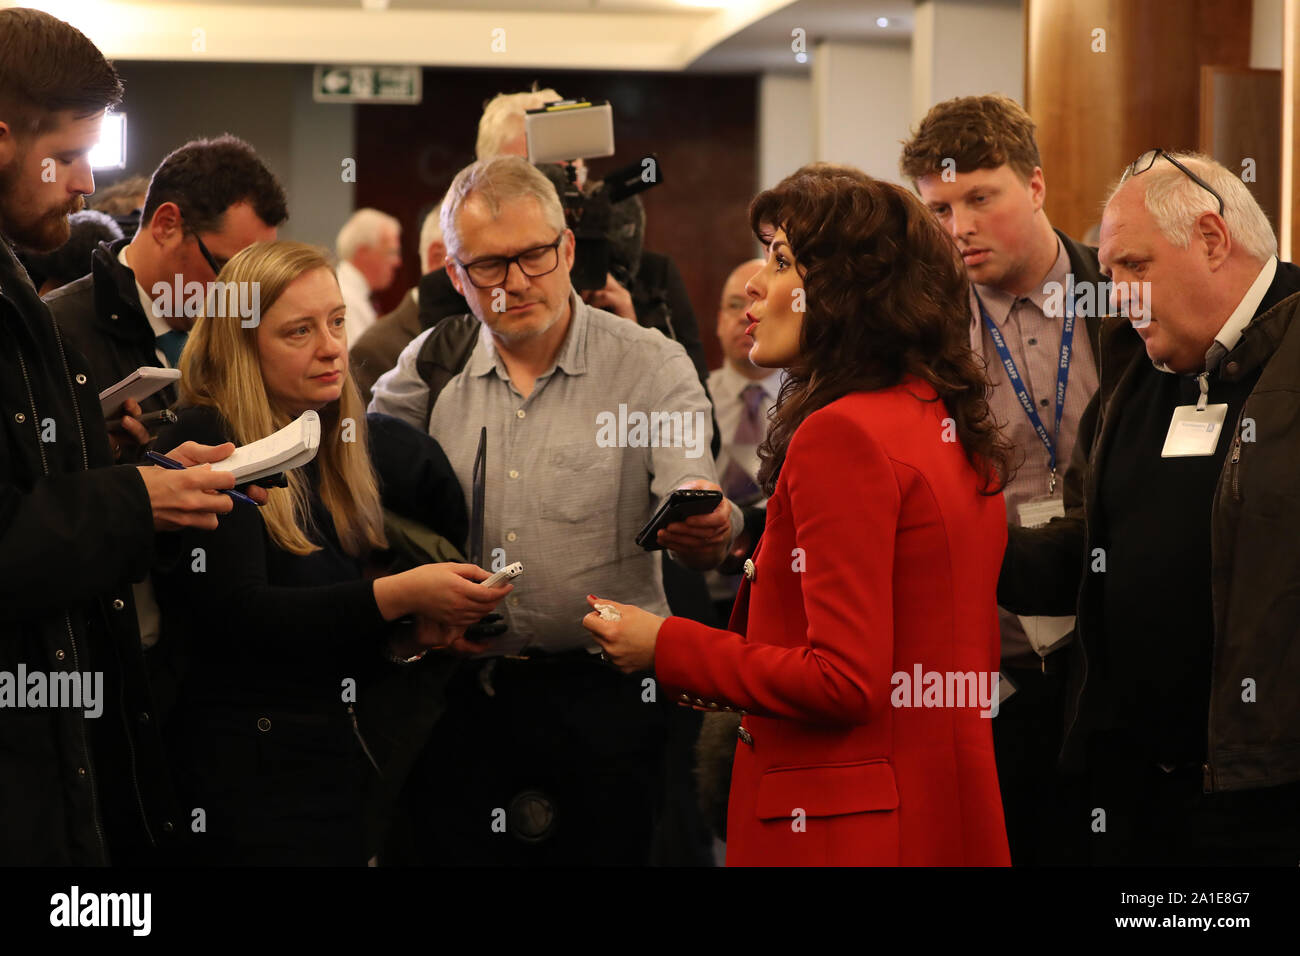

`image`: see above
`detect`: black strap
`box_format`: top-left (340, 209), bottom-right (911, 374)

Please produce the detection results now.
top-left (415, 312), bottom-right (481, 427)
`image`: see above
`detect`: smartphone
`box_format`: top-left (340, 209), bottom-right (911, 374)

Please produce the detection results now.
top-left (635, 489), bottom-right (724, 551)
top-left (481, 562), bottom-right (523, 588)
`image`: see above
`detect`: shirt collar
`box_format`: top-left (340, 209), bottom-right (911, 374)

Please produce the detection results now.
top-left (1152, 256), bottom-right (1278, 375)
top-left (467, 287), bottom-right (588, 380)
top-left (120, 243), bottom-right (174, 339)
top-left (970, 236), bottom-right (1070, 328)
top-left (718, 360), bottom-right (783, 400)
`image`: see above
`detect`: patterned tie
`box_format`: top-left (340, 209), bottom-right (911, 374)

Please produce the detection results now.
top-left (156, 330), bottom-right (188, 369)
top-left (721, 384), bottom-right (766, 505)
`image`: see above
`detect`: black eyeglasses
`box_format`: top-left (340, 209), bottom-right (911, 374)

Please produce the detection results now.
top-left (193, 233), bottom-right (226, 276)
top-left (1120, 148), bottom-right (1225, 217)
top-left (455, 234), bottom-right (564, 289)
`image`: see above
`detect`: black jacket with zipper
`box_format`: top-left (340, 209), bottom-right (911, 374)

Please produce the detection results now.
top-left (999, 259), bottom-right (1300, 792)
top-left (0, 238), bottom-right (181, 865)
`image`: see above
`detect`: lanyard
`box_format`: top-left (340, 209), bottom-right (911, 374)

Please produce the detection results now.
top-left (975, 283), bottom-right (1075, 493)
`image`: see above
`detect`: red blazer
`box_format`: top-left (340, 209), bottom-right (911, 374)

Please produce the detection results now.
top-left (656, 382), bottom-right (1010, 866)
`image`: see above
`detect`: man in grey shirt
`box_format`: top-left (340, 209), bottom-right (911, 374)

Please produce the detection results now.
top-left (369, 155), bottom-right (739, 864)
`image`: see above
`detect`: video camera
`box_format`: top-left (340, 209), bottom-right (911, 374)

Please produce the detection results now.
top-left (524, 98), bottom-right (663, 291)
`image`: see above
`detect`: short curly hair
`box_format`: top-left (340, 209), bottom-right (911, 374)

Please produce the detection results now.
top-left (141, 135), bottom-right (288, 236)
top-left (899, 94), bottom-right (1041, 184)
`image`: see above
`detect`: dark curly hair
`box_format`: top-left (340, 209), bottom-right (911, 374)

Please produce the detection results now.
top-left (142, 135), bottom-right (288, 236)
top-left (751, 163), bottom-right (1013, 496)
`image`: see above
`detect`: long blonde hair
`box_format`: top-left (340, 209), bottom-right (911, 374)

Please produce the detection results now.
top-left (178, 240), bottom-right (387, 558)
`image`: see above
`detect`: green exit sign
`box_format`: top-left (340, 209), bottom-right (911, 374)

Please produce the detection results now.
top-left (313, 65), bottom-right (422, 104)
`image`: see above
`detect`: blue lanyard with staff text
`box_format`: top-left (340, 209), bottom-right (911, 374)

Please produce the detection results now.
top-left (975, 285), bottom-right (1075, 494)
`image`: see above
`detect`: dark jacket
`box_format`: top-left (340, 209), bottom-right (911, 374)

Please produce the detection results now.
top-left (152, 406), bottom-right (467, 862)
top-left (351, 288), bottom-right (421, 407)
top-left (44, 238), bottom-right (178, 412)
top-left (153, 404), bottom-right (390, 864)
top-left (1058, 228), bottom-right (1106, 364)
top-left (0, 238), bottom-right (180, 865)
top-left (1000, 259), bottom-right (1300, 792)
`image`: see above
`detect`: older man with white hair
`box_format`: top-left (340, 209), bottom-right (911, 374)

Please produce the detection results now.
top-left (335, 207), bottom-right (402, 342)
top-left (999, 150), bottom-right (1300, 865)
top-left (350, 203), bottom-right (451, 403)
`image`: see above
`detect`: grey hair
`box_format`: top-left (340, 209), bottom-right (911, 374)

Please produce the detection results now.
top-left (418, 202), bottom-right (443, 265)
top-left (475, 87), bottom-right (562, 160)
top-left (1107, 151), bottom-right (1276, 263)
top-left (335, 207), bottom-right (400, 262)
top-left (439, 155), bottom-right (565, 259)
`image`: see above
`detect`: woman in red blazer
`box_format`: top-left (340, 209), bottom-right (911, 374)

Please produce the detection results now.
top-left (583, 164), bottom-right (1014, 866)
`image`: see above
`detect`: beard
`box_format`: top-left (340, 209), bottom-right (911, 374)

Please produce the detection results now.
top-left (0, 155), bottom-right (82, 252)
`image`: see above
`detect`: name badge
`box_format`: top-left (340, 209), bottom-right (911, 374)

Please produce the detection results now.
top-left (1017, 494), bottom-right (1065, 528)
top-left (1161, 403), bottom-right (1229, 457)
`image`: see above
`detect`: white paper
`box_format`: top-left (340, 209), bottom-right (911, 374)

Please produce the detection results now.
top-left (98, 366), bottom-right (181, 416)
top-left (210, 410), bottom-right (321, 483)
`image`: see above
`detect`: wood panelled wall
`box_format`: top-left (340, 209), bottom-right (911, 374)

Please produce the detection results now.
top-left (354, 69), bottom-right (759, 370)
top-left (1026, 0), bottom-right (1254, 241)
top-left (1287, 0), bottom-right (1300, 259)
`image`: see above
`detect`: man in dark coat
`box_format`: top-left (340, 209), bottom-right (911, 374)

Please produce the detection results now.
top-left (0, 8), bottom-right (258, 865)
top-left (45, 135), bottom-right (286, 430)
top-left (1000, 151), bottom-right (1300, 864)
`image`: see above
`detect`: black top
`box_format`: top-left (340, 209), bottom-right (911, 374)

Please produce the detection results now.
top-left (153, 405), bottom-right (390, 714)
top-left (1, 237), bottom-right (180, 865)
top-left (1099, 359), bottom-right (1261, 764)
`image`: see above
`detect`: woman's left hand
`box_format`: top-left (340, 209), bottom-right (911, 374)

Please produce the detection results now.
top-left (581, 595), bottom-right (665, 673)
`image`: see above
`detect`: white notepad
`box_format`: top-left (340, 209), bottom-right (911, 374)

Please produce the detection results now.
top-left (98, 367), bottom-right (181, 416)
top-left (210, 410), bottom-right (321, 483)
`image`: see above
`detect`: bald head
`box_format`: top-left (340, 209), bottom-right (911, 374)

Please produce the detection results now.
top-left (717, 258), bottom-right (765, 373)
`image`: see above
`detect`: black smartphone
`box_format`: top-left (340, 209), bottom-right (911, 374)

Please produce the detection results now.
top-left (635, 489), bottom-right (724, 551)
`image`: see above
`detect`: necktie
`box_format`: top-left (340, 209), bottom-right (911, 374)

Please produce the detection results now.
top-left (157, 330), bottom-right (188, 369)
top-left (733, 383), bottom-right (766, 445)
top-left (721, 384), bottom-right (766, 505)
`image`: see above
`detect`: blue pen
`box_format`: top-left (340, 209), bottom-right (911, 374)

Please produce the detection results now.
top-left (145, 450), bottom-right (261, 506)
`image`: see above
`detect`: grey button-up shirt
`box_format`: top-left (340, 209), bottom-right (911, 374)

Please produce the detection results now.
top-left (370, 291), bottom-right (740, 655)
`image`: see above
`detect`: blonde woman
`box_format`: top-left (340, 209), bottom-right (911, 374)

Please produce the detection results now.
top-left (153, 241), bottom-right (509, 865)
